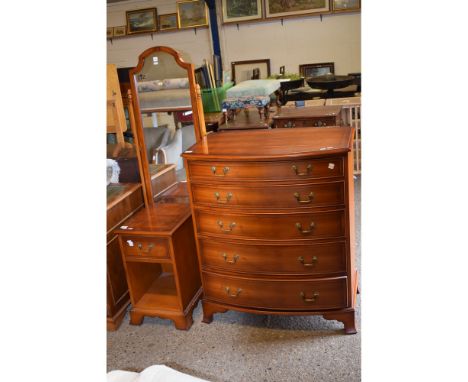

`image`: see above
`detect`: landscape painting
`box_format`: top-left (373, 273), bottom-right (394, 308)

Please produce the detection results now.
top-left (265, 0), bottom-right (330, 18)
top-left (222, 0), bottom-right (263, 23)
top-left (159, 13), bottom-right (178, 31)
top-left (332, 0), bottom-right (360, 12)
top-left (177, 0), bottom-right (208, 29)
top-left (126, 8), bottom-right (158, 34)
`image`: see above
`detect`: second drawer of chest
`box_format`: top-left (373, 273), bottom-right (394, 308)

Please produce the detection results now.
top-left (203, 272), bottom-right (348, 310)
top-left (190, 181), bottom-right (345, 209)
top-left (195, 209), bottom-right (345, 240)
top-left (198, 238), bottom-right (347, 275)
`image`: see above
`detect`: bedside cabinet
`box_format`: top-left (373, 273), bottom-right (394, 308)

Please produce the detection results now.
top-left (183, 127), bottom-right (358, 334)
top-left (116, 183), bottom-right (202, 330)
top-left (273, 105), bottom-right (342, 128)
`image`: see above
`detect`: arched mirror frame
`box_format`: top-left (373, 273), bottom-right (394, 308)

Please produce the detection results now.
top-left (129, 46), bottom-right (206, 207)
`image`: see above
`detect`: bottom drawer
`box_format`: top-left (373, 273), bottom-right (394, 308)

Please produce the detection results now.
top-left (203, 272), bottom-right (348, 310)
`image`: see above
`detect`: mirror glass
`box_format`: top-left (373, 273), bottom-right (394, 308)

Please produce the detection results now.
top-left (132, 50), bottom-right (198, 201)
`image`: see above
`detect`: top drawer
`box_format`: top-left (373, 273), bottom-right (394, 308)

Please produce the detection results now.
top-left (187, 158), bottom-right (344, 182)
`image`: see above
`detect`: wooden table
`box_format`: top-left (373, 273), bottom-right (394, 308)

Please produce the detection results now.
top-left (307, 75), bottom-right (355, 98)
top-left (218, 108), bottom-right (275, 131)
top-left (272, 105), bottom-right (342, 128)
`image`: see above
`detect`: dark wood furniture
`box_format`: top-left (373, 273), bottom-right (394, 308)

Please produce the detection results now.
top-left (307, 75), bottom-right (355, 98)
top-left (273, 106), bottom-right (342, 128)
top-left (107, 183), bottom-right (144, 330)
top-left (182, 127), bottom-right (358, 334)
top-left (116, 183), bottom-right (202, 330)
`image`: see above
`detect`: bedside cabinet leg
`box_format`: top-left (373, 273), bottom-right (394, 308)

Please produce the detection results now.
top-left (323, 311), bottom-right (357, 335)
top-left (129, 311), bottom-right (144, 325)
top-left (173, 314), bottom-right (193, 330)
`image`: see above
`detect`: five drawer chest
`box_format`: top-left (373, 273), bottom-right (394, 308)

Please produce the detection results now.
top-left (182, 127), bottom-right (358, 334)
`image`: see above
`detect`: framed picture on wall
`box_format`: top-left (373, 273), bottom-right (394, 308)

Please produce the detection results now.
top-left (265, 0), bottom-right (330, 19)
top-left (299, 62), bottom-right (335, 78)
top-left (332, 0), bottom-right (360, 13)
top-left (177, 0), bottom-right (208, 29)
top-left (231, 59), bottom-right (271, 84)
top-left (107, 27), bottom-right (113, 38)
top-left (222, 0), bottom-right (263, 24)
top-left (159, 13), bottom-right (178, 31)
top-left (113, 26), bottom-right (126, 37)
top-left (126, 8), bottom-right (158, 35)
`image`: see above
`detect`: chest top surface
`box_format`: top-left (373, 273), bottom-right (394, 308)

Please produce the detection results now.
top-left (182, 127), bottom-right (354, 161)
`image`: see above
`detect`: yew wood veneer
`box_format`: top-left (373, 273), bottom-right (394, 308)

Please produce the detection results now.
top-left (115, 183), bottom-right (202, 330)
top-left (182, 127), bottom-right (358, 334)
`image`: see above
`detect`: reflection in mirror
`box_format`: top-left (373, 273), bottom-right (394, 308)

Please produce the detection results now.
top-left (130, 47), bottom-right (204, 205)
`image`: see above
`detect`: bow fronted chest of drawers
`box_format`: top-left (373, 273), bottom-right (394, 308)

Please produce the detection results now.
top-left (182, 127), bottom-right (358, 334)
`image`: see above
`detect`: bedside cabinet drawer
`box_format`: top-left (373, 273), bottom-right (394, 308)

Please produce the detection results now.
top-left (188, 158), bottom-right (344, 182)
top-left (198, 239), bottom-right (347, 275)
top-left (120, 236), bottom-right (170, 260)
top-left (203, 272), bottom-right (348, 310)
top-left (190, 181), bottom-right (345, 209)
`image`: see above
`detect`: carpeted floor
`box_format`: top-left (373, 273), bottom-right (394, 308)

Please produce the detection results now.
top-left (107, 177), bottom-right (361, 382)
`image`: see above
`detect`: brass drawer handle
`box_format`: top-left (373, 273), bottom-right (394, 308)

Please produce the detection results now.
top-left (225, 287), bottom-right (242, 298)
top-left (211, 166), bottom-right (230, 177)
top-left (137, 242), bottom-right (154, 254)
top-left (217, 220), bottom-right (236, 232)
top-left (214, 192), bottom-right (233, 204)
top-left (222, 253), bottom-right (239, 264)
top-left (294, 192), bottom-right (315, 204)
top-left (298, 256), bottom-right (318, 267)
top-left (291, 164), bottom-right (312, 176)
top-left (296, 222), bottom-right (315, 234)
top-left (300, 291), bottom-right (319, 303)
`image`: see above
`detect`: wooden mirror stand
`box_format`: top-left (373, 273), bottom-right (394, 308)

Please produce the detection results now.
top-left (129, 46), bottom-right (206, 207)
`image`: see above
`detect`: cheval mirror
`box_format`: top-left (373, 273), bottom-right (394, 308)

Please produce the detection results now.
top-left (129, 46), bottom-right (206, 206)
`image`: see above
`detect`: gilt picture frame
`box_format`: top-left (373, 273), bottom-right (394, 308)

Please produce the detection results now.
top-left (113, 26), bottom-right (126, 37)
top-left (159, 13), bottom-right (178, 31)
top-left (126, 8), bottom-right (158, 35)
top-left (265, 0), bottom-right (330, 19)
top-left (222, 0), bottom-right (263, 24)
top-left (177, 0), bottom-right (208, 29)
top-left (332, 0), bottom-right (360, 13)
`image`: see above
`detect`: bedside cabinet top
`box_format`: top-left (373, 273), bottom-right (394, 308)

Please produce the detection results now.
top-left (182, 127), bottom-right (354, 161)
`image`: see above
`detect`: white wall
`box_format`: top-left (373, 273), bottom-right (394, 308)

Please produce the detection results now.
top-left (107, 0), bottom-right (360, 75)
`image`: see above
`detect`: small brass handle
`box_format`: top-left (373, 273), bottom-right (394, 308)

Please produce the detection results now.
top-left (292, 164), bottom-right (312, 176)
top-left (217, 220), bottom-right (236, 232)
top-left (296, 222), bottom-right (315, 234)
top-left (225, 287), bottom-right (242, 298)
top-left (211, 166), bottom-right (230, 177)
top-left (222, 253), bottom-right (239, 264)
top-left (300, 291), bottom-right (319, 303)
top-left (214, 192), bottom-right (233, 204)
top-left (294, 192), bottom-right (315, 204)
top-left (298, 256), bottom-right (318, 267)
top-left (137, 242), bottom-right (154, 253)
